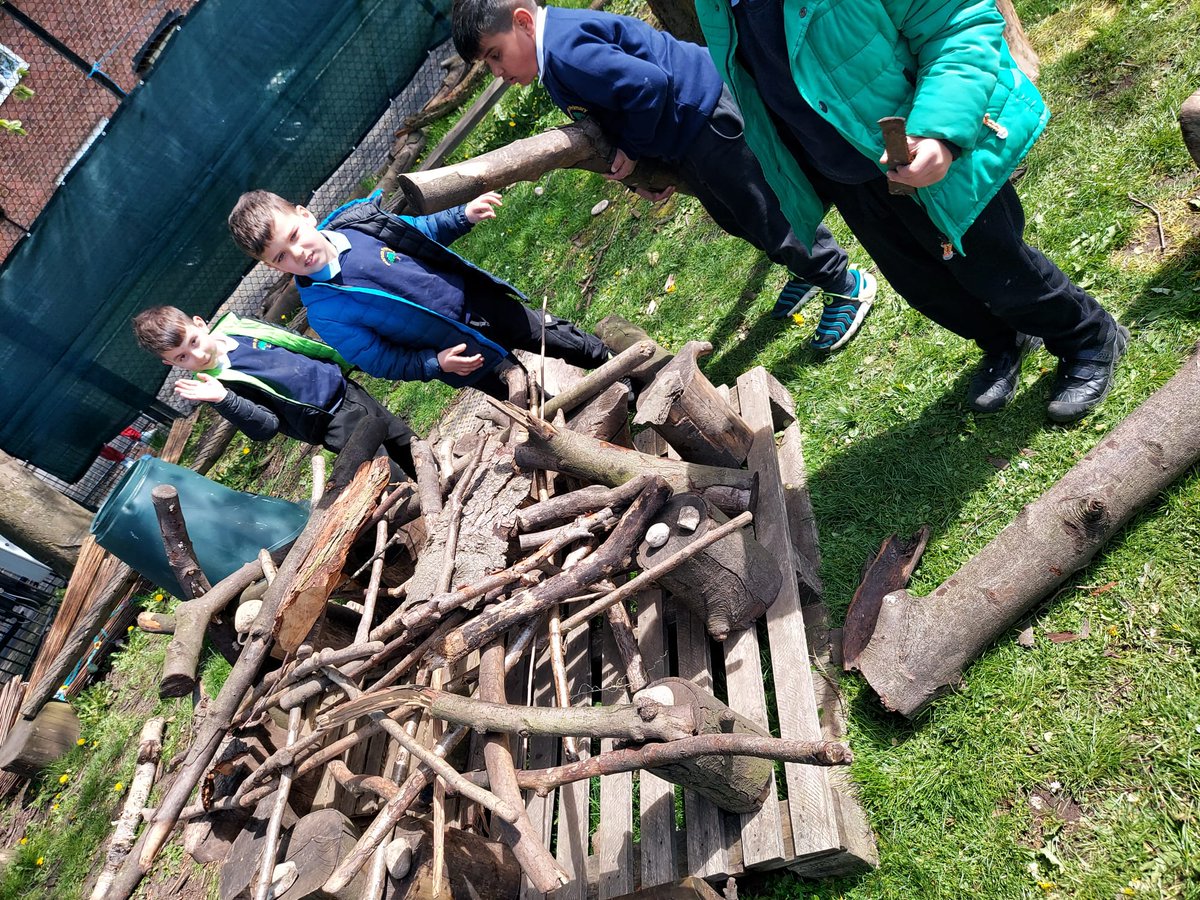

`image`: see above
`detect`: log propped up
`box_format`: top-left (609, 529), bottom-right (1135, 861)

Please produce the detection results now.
top-left (849, 344), bottom-right (1200, 718)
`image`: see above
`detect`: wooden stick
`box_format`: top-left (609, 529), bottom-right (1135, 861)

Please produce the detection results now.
top-left (605, 599), bottom-right (649, 693)
top-left (436, 439), bottom-right (487, 596)
top-left (411, 439), bottom-right (443, 518)
top-left (357, 517), bottom-right (389, 646)
top-left (89, 717), bottom-right (165, 899)
top-left (252, 701), bottom-right (302, 900)
top-left (542, 341), bottom-right (654, 420)
top-left (479, 641), bottom-right (570, 893)
top-left (560, 510), bottom-right (753, 632)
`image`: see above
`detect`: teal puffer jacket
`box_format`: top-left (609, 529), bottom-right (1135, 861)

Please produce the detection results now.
top-left (694, 0), bottom-right (1049, 253)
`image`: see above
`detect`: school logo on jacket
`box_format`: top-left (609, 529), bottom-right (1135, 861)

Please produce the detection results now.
top-left (566, 104), bottom-right (588, 121)
top-left (379, 247), bottom-right (399, 266)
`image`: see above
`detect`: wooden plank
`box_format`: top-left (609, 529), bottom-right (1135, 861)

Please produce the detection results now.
top-left (521, 640), bottom-right (561, 900)
top-left (636, 589), bottom-right (678, 888)
top-left (418, 77), bottom-right (509, 173)
top-left (735, 366), bottom-right (840, 859)
top-left (778, 423), bottom-right (822, 597)
top-left (674, 606), bottom-right (732, 879)
top-left (597, 622), bottom-right (634, 898)
top-left (550, 622), bottom-right (591, 900)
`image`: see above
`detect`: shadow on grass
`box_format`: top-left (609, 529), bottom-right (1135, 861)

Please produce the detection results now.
top-left (1121, 233), bottom-right (1200, 329)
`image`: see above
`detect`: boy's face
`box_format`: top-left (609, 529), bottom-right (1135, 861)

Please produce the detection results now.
top-left (161, 317), bottom-right (222, 371)
top-left (260, 205), bottom-right (338, 277)
top-left (477, 7), bottom-right (538, 86)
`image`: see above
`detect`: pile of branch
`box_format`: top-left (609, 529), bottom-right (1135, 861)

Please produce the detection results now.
top-left (97, 335), bottom-right (850, 899)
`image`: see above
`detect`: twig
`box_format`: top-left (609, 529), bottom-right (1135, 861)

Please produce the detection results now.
top-left (1128, 193), bottom-right (1166, 251)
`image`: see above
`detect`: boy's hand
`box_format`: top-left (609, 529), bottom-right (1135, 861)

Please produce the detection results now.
top-left (881, 136), bottom-right (953, 189)
top-left (465, 192), bottom-right (503, 224)
top-left (174, 373), bottom-right (227, 404)
top-left (605, 149), bottom-right (638, 181)
top-left (437, 343), bottom-right (484, 376)
top-left (634, 185), bottom-right (676, 203)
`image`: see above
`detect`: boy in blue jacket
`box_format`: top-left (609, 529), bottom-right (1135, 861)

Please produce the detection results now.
top-left (132, 306), bottom-right (416, 478)
top-left (693, 0), bottom-right (1126, 422)
top-left (451, 0), bottom-right (877, 352)
top-left (228, 189), bottom-right (612, 398)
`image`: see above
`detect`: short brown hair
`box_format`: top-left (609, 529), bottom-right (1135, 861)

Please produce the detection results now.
top-left (228, 190), bottom-right (296, 259)
top-left (452, 0), bottom-right (535, 61)
top-left (132, 305), bottom-right (193, 355)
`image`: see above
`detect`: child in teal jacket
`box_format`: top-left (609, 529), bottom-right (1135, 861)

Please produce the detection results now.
top-left (695, 0), bottom-right (1126, 422)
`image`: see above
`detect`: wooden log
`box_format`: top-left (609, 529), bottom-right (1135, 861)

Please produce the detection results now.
top-left (996, 0), bottom-right (1040, 82)
top-left (543, 340), bottom-right (655, 421)
top-left (840, 528), bottom-right (930, 672)
top-left (594, 315), bottom-right (674, 387)
top-left (1180, 88), bottom-right (1200, 169)
top-left (479, 641), bottom-right (571, 894)
top-left (398, 118), bottom-right (686, 214)
top-left (512, 418), bottom-right (753, 514)
top-left (273, 808), bottom-right (368, 900)
top-left (852, 344), bottom-right (1200, 718)
top-left (151, 484), bottom-right (213, 599)
top-left (633, 341), bottom-right (754, 467)
top-left (217, 795), bottom-right (301, 900)
top-left (91, 717), bottom-right (165, 899)
top-left (190, 417), bottom-right (238, 476)
top-left (630, 679), bottom-right (774, 814)
top-left (0, 700), bottom-right (80, 777)
top-left (137, 611), bottom-right (175, 634)
top-left (637, 493), bottom-right (781, 641)
top-left (568, 382), bottom-right (632, 445)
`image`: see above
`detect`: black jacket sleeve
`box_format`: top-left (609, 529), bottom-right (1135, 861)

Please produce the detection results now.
top-left (212, 388), bottom-right (281, 442)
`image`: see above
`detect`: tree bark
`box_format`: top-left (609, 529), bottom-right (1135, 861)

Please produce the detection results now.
top-left (852, 345), bottom-right (1200, 718)
top-left (0, 450), bottom-right (91, 578)
top-left (995, 0), bottom-right (1040, 82)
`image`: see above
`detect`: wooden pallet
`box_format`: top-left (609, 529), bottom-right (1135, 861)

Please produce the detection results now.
top-left (513, 366), bottom-right (876, 898)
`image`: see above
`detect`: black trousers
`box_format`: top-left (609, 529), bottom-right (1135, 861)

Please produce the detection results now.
top-left (324, 378), bottom-right (416, 479)
top-left (678, 87), bottom-right (855, 295)
top-left (807, 167), bottom-right (1115, 358)
top-left (466, 292), bottom-right (611, 398)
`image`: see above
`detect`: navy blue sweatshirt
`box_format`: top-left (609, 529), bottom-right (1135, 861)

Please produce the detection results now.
top-left (540, 6), bottom-right (723, 163)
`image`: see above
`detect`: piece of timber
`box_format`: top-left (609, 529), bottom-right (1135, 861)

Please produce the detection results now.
top-left (637, 588), bottom-right (680, 889)
top-left (520, 640), bottom-right (560, 900)
top-left (735, 367), bottom-right (841, 860)
top-left (841, 528), bottom-right (931, 672)
top-left (598, 620), bottom-right (636, 899)
top-left (552, 619), bottom-right (592, 900)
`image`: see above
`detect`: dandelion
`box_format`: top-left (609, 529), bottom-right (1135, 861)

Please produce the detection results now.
top-left (35, 857), bottom-right (43, 866)
top-left (76, 738), bottom-right (86, 746)
top-left (50, 804), bottom-right (57, 812)
top-left (18, 837), bottom-right (26, 845)
top-left (241, 447), bottom-right (251, 455)
top-left (281, 314), bottom-right (289, 322)
top-left (113, 781), bottom-right (124, 793)
top-left (792, 312), bottom-right (806, 326)
top-left (127, 625), bottom-right (134, 632)
top-left (57, 773), bottom-right (69, 785)
top-left (508, 120), bottom-right (516, 127)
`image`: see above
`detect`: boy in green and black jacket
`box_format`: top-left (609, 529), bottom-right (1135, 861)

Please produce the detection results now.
top-left (132, 305), bottom-right (415, 478)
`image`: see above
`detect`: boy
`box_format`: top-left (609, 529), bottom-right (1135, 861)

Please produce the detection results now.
top-left (132, 306), bottom-right (416, 478)
top-left (450, 0), bottom-right (877, 352)
top-left (692, 0), bottom-right (1126, 422)
top-left (227, 189), bottom-right (612, 398)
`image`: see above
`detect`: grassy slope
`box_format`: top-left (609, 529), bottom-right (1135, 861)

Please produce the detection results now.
top-left (4, 0), bottom-right (1199, 897)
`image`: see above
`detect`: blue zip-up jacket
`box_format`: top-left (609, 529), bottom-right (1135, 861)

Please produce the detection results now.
top-left (540, 6), bottom-right (723, 163)
top-left (296, 193), bottom-right (517, 387)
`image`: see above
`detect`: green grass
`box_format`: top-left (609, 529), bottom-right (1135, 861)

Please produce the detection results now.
top-left (7, 0), bottom-right (1200, 896)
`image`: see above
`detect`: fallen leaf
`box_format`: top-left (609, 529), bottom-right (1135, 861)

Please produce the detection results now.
top-left (1088, 581), bottom-right (1117, 596)
top-left (1046, 631), bottom-right (1080, 643)
top-left (1019, 447), bottom-right (1037, 457)
top-left (645, 299), bottom-right (658, 316)
top-left (1017, 627), bottom-right (1035, 648)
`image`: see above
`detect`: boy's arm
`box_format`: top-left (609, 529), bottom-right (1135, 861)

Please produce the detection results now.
top-left (555, 45), bottom-right (670, 159)
top-left (887, 0), bottom-right (1006, 151)
top-left (325, 326), bottom-right (443, 383)
top-left (403, 205), bottom-right (474, 246)
top-left (207, 385), bottom-right (282, 441)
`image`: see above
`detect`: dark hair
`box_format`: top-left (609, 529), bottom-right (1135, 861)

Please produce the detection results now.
top-left (132, 305), bottom-right (193, 355)
top-left (451, 0), bottom-right (535, 62)
top-left (228, 189), bottom-right (296, 259)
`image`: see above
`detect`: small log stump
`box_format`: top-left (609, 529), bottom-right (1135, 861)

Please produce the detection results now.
top-left (632, 678), bottom-right (774, 814)
top-left (0, 700), bottom-right (80, 778)
top-left (636, 493), bottom-right (781, 641)
top-left (633, 341), bottom-right (754, 467)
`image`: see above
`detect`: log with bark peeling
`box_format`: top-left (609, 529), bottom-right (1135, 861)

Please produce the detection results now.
top-left (851, 344), bottom-right (1200, 718)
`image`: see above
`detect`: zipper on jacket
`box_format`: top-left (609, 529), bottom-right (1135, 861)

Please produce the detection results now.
top-left (982, 114), bottom-right (1008, 139)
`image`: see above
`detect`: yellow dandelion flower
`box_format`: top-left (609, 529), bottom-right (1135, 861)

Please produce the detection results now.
top-left (241, 447), bottom-right (250, 455)
top-left (281, 314), bottom-right (289, 322)
top-left (791, 312), bottom-right (806, 326)
top-left (57, 773), bottom-right (69, 785)
top-left (50, 804), bottom-right (57, 812)
top-left (508, 120), bottom-right (516, 127)
top-left (113, 782), bottom-right (124, 792)
top-left (76, 738), bottom-right (86, 746)
top-left (18, 837), bottom-right (26, 845)
top-left (35, 857), bottom-right (43, 866)
top-left (127, 625), bottom-right (134, 632)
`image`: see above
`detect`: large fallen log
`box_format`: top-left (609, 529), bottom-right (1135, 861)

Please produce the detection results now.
top-left (850, 344), bottom-right (1200, 718)
top-left (397, 118), bottom-right (686, 214)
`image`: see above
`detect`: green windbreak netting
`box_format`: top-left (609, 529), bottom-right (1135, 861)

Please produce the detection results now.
top-left (0, 0), bottom-right (450, 482)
